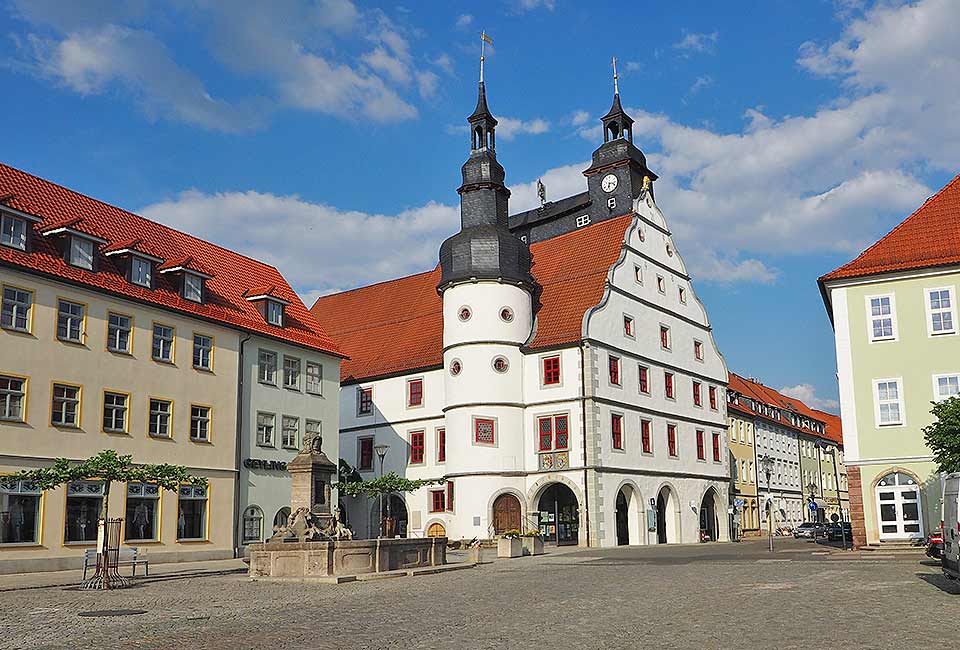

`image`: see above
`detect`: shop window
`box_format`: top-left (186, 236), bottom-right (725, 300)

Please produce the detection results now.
top-left (177, 484), bottom-right (208, 541)
top-left (0, 479), bottom-right (41, 545)
top-left (125, 483), bottom-right (160, 541)
top-left (64, 481), bottom-right (104, 544)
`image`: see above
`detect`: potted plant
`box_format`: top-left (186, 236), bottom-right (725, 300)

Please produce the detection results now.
top-left (521, 529), bottom-right (544, 556)
top-left (497, 529), bottom-right (522, 558)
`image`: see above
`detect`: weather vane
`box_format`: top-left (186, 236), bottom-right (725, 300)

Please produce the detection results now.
top-left (480, 30), bottom-right (493, 82)
top-left (537, 178), bottom-right (547, 207)
top-left (612, 55), bottom-right (619, 95)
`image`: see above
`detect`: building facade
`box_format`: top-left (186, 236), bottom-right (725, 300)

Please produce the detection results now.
top-left (820, 174), bottom-right (960, 546)
top-left (726, 407), bottom-right (759, 536)
top-left (0, 163), bottom-right (342, 572)
top-left (314, 73), bottom-right (730, 547)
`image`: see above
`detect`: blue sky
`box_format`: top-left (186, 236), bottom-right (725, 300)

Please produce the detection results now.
top-left (2, 0), bottom-right (958, 412)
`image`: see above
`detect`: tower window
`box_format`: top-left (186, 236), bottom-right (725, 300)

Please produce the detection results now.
top-left (450, 359), bottom-right (462, 376)
top-left (500, 306), bottom-right (514, 323)
top-left (492, 356), bottom-right (509, 373)
top-left (458, 306), bottom-right (472, 322)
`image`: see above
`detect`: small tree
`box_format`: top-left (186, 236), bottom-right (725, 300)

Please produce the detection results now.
top-left (335, 472), bottom-right (445, 538)
top-left (13, 450), bottom-right (206, 588)
top-left (923, 396), bottom-right (960, 473)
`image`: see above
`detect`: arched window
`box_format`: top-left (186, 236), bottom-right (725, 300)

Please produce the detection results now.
top-left (273, 507), bottom-right (291, 533)
top-left (426, 522), bottom-right (446, 538)
top-left (242, 505), bottom-right (263, 543)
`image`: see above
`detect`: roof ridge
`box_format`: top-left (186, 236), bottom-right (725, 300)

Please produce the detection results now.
top-left (312, 266), bottom-right (440, 306)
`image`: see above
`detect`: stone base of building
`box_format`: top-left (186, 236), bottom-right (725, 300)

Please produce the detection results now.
top-left (248, 537), bottom-right (446, 580)
top-left (846, 466), bottom-right (868, 548)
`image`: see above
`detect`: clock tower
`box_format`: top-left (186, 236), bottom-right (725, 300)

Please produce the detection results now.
top-left (583, 60), bottom-right (658, 224)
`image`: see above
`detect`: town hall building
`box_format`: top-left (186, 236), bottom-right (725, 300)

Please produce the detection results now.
top-left (312, 68), bottom-right (730, 547)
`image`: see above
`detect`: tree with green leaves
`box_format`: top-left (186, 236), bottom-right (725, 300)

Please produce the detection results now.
top-left (924, 396), bottom-right (960, 473)
top-left (13, 450), bottom-right (206, 588)
top-left (335, 472), bottom-right (445, 538)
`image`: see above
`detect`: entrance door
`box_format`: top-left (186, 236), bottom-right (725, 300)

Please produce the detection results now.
top-left (616, 491), bottom-right (629, 546)
top-left (656, 491), bottom-right (667, 544)
top-left (537, 483), bottom-right (579, 545)
top-left (875, 472), bottom-right (924, 541)
top-left (492, 494), bottom-right (522, 535)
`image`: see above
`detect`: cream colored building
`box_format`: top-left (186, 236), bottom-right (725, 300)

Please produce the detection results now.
top-left (0, 162), bottom-right (343, 573)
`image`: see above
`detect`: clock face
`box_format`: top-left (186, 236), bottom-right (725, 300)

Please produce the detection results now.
top-left (601, 173), bottom-right (619, 193)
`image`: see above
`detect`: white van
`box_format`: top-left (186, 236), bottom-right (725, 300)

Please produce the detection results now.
top-left (943, 473), bottom-right (960, 579)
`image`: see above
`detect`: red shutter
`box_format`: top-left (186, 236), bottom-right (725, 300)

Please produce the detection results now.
top-left (709, 386), bottom-right (717, 410)
top-left (543, 356), bottom-right (561, 385)
top-left (538, 417), bottom-right (553, 451)
top-left (447, 481), bottom-right (454, 512)
top-left (641, 420), bottom-right (651, 453)
top-left (665, 373), bottom-right (674, 398)
top-left (639, 366), bottom-right (649, 393)
top-left (668, 424), bottom-right (677, 457)
top-left (713, 432), bottom-right (721, 461)
top-left (693, 381), bottom-right (702, 406)
top-left (408, 379), bottom-right (423, 406)
top-left (696, 430), bottom-right (705, 460)
top-left (410, 431), bottom-right (424, 464)
top-left (612, 414), bottom-right (623, 450)
top-left (430, 489), bottom-right (446, 513)
top-left (660, 326), bottom-right (669, 349)
top-left (609, 356), bottom-right (620, 385)
top-left (359, 438), bottom-right (373, 470)
top-left (475, 418), bottom-right (495, 444)
top-left (555, 415), bottom-right (569, 450)
top-left (437, 428), bottom-right (445, 462)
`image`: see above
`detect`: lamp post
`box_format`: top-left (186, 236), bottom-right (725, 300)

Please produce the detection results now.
top-left (807, 482), bottom-right (819, 523)
top-left (817, 441), bottom-right (848, 550)
top-left (760, 454), bottom-right (775, 553)
top-left (374, 443), bottom-right (390, 538)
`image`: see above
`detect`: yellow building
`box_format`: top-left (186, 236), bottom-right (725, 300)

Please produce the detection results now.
top-left (0, 162), bottom-right (342, 573)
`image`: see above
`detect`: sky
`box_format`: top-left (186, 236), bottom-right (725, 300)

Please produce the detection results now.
top-left (2, 0), bottom-right (959, 414)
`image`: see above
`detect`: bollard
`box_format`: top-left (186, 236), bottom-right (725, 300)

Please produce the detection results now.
top-left (469, 545), bottom-right (483, 565)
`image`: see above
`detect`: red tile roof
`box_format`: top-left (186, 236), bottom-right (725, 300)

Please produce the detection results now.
top-left (0, 162), bottom-right (344, 357)
top-left (821, 173), bottom-right (960, 282)
top-left (727, 372), bottom-right (842, 446)
top-left (311, 214), bottom-right (634, 383)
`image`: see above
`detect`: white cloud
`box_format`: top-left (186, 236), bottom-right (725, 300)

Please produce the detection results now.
top-left (140, 190), bottom-right (459, 299)
top-left (449, 116), bottom-right (550, 141)
top-left (686, 75), bottom-right (713, 96)
top-left (431, 53), bottom-right (455, 76)
top-left (455, 14), bottom-right (473, 28)
top-left (778, 384), bottom-right (840, 413)
top-left (571, 110), bottom-right (591, 126)
top-left (673, 31), bottom-right (719, 55)
top-left (512, 0), bottom-right (556, 11)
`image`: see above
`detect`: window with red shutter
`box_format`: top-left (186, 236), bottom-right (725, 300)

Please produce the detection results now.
top-left (709, 386), bottom-right (717, 410)
top-left (555, 415), bottom-right (569, 450)
top-left (408, 379), bottom-right (423, 407)
top-left (538, 416), bottom-right (553, 451)
top-left (542, 356), bottom-right (561, 385)
top-left (409, 430), bottom-right (424, 464)
top-left (475, 418), bottom-right (495, 444)
top-left (667, 424), bottom-right (677, 457)
top-left (694, 340), bottom-right (704, 361)
top-left (609, 355), bottom-right (621, 385)
top-left (446, 481), bottom-right (454, 512)
top-left (641, 419), bottom-right (651, 453)
top-left (437, 428), bottom-right (446, 462)
top-left (537, 414), bottom-right (569, 451)
top-left (693, 381), bottom-right (702, 407)
top-left (430, 489), bottom-right (446, 513)
top-left (696, 430), bottom-right (705, 460)
top-left (639, 365), bottom-right (649, 394)
top-left (660, 325), bottom-right (670, 349)
top-left (712, 432), bottom-right (721, 462)
top-left (623, 316), bottom-right (634, 337)
top-left (358, 387), bottom-right (373, 415)
top-left (359, 437), bottom-right (374, 470)
top-left (665, 372), bottom-right (674, 399)
top-left (611, 414), bottom-right (623, 450)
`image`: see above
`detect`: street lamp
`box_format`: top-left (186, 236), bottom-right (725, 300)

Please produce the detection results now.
top-left (374, 443), bottom-right (390, 538)
top-left (816, 441), bottom-right (848, 550)
top-left (760, 454), bottom-right (775, 553)
top-left (807, 482), bottom-right (819, 523)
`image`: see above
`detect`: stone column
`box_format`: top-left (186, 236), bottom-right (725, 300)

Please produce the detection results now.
top-left (846, 466), bottom-right (867, 548)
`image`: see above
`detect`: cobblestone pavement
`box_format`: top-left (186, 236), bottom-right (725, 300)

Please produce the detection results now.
top-left (0, 539), bottom-right (954, 650)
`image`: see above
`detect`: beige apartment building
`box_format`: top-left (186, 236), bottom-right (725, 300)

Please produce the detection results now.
top-left (0, 162), bottom-right (343, 573)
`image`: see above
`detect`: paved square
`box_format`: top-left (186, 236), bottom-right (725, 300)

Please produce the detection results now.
top-left (0, 539), bottom-right (954, 650)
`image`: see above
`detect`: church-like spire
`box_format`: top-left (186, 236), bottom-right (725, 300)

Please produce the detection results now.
top-left (469, 32), bottom-right (497, 151)
top-left (601, 56), bottom-right (634, 143)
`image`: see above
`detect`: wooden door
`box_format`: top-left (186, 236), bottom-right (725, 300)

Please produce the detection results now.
top-left (492, 494), bottom-right (522, 534)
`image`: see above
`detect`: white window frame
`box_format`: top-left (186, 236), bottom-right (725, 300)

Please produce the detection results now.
top-left (932, 373), bottom-right (960, 402)
top-left (69, 236), bottom-right (95, 270)
top-left (131, 256), bottom-right (152, 288)
top-left (190, 405), bottom-right (211, 442)
top-left (193, 334), bottom-right (213, 370)
top-left (306, 361), bottom-right (323, 395)
top-left (281, 415), bottom-right (299, 449)
top-left (865, 294), bottom-right (898, 343)
top-left (149, 398), bottom-right (172, 438)
top-left (283, 356), bottom-right (301, 391)
top-left (258, 349), bottom-right (277, 385)
top-left (182, 272), bottom-right (203, 303)
top-left (1, 286), bottom-right (32, 332)
top-left (266, 300), bottom-right (284, 326)
top-left (925, 286), bottom-right (957, 337)
top-left (56, 299), bottom-right (85, 344)
top-left (0, 374), bottom-right (26, 422)
top-left (102, 391), bottom-right (128, 433)
top-left (257, 411), bottom-right (276, 447)
top-left (107, 312), bottom-right (132, 353)
top-left (873, 377), bottom-right (905, 427)
top-left (0, 213), bottom-right (27, 250)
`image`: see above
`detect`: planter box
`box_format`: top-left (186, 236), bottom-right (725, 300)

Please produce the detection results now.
top-left (497, 538), bottom-right (522, 559)
top-left (521, 536), bottom-right (544, 556)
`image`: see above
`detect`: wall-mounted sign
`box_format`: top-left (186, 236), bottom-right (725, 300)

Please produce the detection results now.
top-left (243, 458), bottom-right (288, 471)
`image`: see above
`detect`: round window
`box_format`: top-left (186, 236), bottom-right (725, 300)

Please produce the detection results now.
top-left (638, 228), bottom-right (645, 242)
top-left (492, 356), bottom-right (509, 373)
top-left (450, 359), bottom-right (462, 376)
top-left (458, 306), bottom-right (472, 322)
top-left (666, 243), bottom-right (674, 257)
top-left (500, 306), bottom-right (514, 323)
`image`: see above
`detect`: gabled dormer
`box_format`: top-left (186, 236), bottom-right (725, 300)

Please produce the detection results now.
top-left (245, 285), bottom-right (291, 327)
top-left (0, 197), bottom-right (43, 252)
top-left (102, 238), bottom-right (164, 289)
top-left (39, 216), bottom-right (107, 271)
top-left (159, 255), bottom-right (214, 304)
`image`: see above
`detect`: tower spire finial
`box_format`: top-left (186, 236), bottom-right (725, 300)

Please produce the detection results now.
top-left (480, 30), bottom-right (493, 83)
top-left (612, 56), bottom-right (619, 95)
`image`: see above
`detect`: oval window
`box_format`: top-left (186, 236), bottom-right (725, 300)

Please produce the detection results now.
top-left (450, 359), bottom-right (462, 376)
top-left (666, 243), bottom-right (674, 257)
top-left (492, 356), bottom-right (509, 373)
top-left (500, 307), bottom-right (514, 323)
top-left (458, 306), bottom-right (472, 322)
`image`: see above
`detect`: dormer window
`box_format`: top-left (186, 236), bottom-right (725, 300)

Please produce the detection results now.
top-left (69, 236), bottom-right (95, 270)
top-left (267, 300), bottom-right (284, 326)
top-left (183, 272), bottom-right (203, 303)
top-left (131, 256), bottom-right (153, 288)
top-left (0, 213), bottom-right (27, 250)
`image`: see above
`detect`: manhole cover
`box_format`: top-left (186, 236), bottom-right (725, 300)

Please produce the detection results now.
top-left (78, 609), bottom-right (147, 618)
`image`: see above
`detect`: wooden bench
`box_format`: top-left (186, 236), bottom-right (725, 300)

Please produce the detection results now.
top-left (82, 547), bottom-right (150, 579)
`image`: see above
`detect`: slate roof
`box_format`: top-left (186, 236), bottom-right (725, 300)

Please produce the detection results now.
top-left (727, 372), bottom-right (842, 446)
top-left (820, 173), bottom-right (960, 282)
top-left (0, 162), bottom-right (344, 356)
top-left (509, 191), bottom-right (591, 230)
top-left (312, 213), bottom-right (634, 383)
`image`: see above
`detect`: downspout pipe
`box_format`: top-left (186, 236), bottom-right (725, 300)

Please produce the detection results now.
top-left (234, 335), bottom-right (251, 558)
top-left (580, 343), bottom-right (591, 547)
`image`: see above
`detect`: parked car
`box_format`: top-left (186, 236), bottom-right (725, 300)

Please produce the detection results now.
top-left (926, 529), bottom-right (944, 559)
top-left (793, 522), bottom-right (825, 539)
top-left (825, 522), bottom-right (852, 542)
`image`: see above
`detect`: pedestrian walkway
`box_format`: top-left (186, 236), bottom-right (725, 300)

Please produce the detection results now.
top-left (0, 557), bottom-right (247, 592)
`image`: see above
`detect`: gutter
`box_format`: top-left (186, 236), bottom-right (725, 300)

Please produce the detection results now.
top-left (233, 335), bottom-right (251, 558)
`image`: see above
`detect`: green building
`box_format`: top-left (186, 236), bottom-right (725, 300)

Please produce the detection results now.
top-left (819, 174), bottom-right (960, 546)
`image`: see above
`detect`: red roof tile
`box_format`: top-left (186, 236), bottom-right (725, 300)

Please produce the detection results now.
top-left (821, 173), bottom-right (960, 282)
top-left (727, 372), bottom-right (842, 445)
top-left (312, 214), bottom-right (633, 383)
top-left (0, 162), bottom-right (344, 357)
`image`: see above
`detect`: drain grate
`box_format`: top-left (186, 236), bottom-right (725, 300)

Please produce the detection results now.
top-left (78, 609), bottom-right (147, 618)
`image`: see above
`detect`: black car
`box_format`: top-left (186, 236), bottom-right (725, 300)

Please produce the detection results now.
top-left (825, 522), bottom-right (852, 542)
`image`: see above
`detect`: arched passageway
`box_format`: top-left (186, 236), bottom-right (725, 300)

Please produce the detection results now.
top-left (537, 483), bottom-right (580, 545)
top-left (615, 484), bottom-right (641, 546)
top-left (699, 488), bottom-right (720, 542)
top-left (656, 486), bottom-right (680, 544)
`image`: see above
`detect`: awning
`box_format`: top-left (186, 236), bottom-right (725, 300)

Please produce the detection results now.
top-left (812, 498), bottom-right (828, 508)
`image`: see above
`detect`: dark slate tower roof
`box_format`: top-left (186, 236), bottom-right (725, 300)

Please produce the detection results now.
top-left (438, 80), bottom-right (540, 297)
